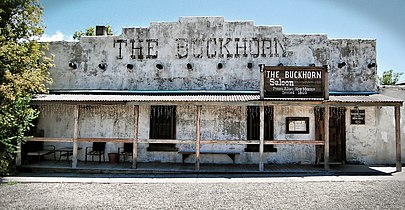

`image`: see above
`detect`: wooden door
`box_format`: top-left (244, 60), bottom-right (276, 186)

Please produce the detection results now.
top-left (315, 107), bottom-right (346, 164)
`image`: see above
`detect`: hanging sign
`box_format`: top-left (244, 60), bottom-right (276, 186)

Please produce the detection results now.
top-left (350, 109), bottom-right (365, 125)
top-left (263, 66), bottom-right (326, 98)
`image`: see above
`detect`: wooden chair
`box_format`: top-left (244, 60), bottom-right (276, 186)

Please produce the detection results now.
top-left (85, 142), bottom-right (106, 163)
top-left (118, 143), bottom-right (133, 164)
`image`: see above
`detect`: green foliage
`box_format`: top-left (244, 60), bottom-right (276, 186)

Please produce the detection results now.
top-left (0, 96), bottom-right (38, 175)
top-left (85, 27), bottom-right (95, 36)
top-left (72, 25), bottom-right (114, 40)
top-left (72, 31), bottom-right (84, 40)
top-left (379, 69), bottom-right (403, 85)
top-left (0, 0), bottom-right (53, 175)
top-left (106, 25), bottom-right (113, 35)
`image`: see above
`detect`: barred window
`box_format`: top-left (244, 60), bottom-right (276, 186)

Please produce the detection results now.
top-left (246, 106), bottom-right (273, 140)
top-left (246, 106), bottom-right (276, 152)
top-left (149, 105), bottom-right (176, 139)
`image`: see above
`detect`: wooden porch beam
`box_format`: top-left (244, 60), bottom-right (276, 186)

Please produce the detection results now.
top-left (25, 138), bottom-right (326, 145)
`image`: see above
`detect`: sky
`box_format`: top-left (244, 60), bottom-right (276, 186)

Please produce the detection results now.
top-left (39, 0), bottom-right (405, 80)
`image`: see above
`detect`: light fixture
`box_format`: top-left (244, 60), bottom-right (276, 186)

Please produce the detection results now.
top-left (309, 63), bottom-right (315, 67)
top-left (68, 62), bottom-right (77, 69)
top-left (277, 63), bottom-right (283, 66)
top-left (156, 64), bottom-right (163, 69)
top-left (338, 62), bottom-right (346, 68)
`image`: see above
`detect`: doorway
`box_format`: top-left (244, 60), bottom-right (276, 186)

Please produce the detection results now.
top-left (315, 107), bottom-right (346, 164)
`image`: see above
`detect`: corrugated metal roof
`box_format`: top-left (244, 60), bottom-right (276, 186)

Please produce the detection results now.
top-left (263, 98), bottom-right (325, 101)
top-left (31, 94), bottom-right (260, 102)
top-left (31, 94), bottom-right (403, 104)
top-left (329, 95), bottom-right (403, 103)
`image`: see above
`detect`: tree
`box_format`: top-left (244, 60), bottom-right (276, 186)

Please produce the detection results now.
top-left (73, 25), bottom-right (114, 40)
top-left (0, 0), bottom-right (53, 175)
top-left (379, 69), bottom-right (403, 85)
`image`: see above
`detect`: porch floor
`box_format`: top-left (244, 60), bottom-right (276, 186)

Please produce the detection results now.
top-left (18, 160), bottom-right (398, 176)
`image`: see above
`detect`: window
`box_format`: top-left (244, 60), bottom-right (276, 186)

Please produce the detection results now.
top-left (247, 106), bottom-right (273, 140)
top-left (149, 105), bottom-right (176, 139)
top-left (246, 106), bottom-right (276, 152)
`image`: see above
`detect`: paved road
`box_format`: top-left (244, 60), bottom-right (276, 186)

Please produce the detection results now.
top-left (1, 173), bottom-right (405, 209)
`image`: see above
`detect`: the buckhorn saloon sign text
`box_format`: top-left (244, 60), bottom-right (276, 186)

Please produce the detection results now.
top-left (264, 66), bottom-right (326, 98)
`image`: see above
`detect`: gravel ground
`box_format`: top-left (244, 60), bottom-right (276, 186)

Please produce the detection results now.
top-left (1, 179), bottom-right (405, 209)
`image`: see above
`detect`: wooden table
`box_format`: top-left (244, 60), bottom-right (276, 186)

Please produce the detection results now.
top-left (57, 147), bottom-right (82, 162)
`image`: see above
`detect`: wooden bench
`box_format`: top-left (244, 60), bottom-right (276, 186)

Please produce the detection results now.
top-left (178, 150), bottom-right (241, 163)
top-left (26, 145), bottom-right (56, 164)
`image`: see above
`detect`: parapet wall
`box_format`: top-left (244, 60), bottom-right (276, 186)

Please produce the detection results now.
top-left (47, 17), bottom-right (377, 92)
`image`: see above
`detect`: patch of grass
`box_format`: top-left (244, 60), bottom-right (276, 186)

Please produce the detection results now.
top-left (0, 181), bottom-right (18, 186)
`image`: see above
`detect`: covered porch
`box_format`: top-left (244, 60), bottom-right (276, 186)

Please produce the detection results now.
top-left (17, 93), bottom-right (403, 173)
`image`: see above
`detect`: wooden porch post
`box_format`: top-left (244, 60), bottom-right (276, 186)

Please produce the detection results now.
top-left (259, 64), bottom-right (265, 171)
top-left (323, 106), bottom-right (330, 171)
top-left (395, 105), bottom-right (402, 172)
top-left (132, 105), bottom-right (139, 169)
top-left (15, 142), bottom-right (21, 166)
top-left (72, 105), bottom-right (79, 169)
top-left (260, 64), bottom-right (265, 100)
top-left (195, 105), bottom-right (201, 171)
top-left (259, 104), bottom-right (265, 171)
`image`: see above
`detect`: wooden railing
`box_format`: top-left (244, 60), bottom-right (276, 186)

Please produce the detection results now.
top-left (27, 137), bottom-right (325, 145)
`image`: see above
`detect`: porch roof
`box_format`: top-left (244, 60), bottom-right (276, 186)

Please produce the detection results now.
top-left (31, 93), bottom-right (403, 106)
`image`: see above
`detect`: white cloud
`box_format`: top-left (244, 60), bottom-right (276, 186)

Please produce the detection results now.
top-left (39, 31), bottom-right (74, 42)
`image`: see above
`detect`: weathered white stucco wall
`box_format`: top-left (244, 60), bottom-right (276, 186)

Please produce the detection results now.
top-left (346, 107), bottom-right (379, 164)
top-left (46, 17), bottom-right (377, 92)
top-left (378, 85), bottom-right (405, 164)
top-left (39, 104), bottom-right (320, 164)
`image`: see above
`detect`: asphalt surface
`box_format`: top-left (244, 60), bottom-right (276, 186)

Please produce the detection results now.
top-left (1, 173), bottom-right (405, 209)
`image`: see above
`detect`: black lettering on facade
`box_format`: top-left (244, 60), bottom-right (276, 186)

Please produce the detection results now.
top-left (235, 38), bottom-right (248, 58)
top-left (113, 39), bottom-right (127, 59)
top-left (130, 39), bottom-right (144, 59)
top-left (176, 38), bottom-right (188, 59)
top-left (278, 37), bottom-right (287, 57)
top-left (192, 39), bottom-right (204, 58)
top-left (219, 38), bottom-right (232, 58)
top-left (206, 38), bottom-right (217, 58)
top-left (250, 38), bottom-right (260, 58)
top-left (146, 39), bottom-right (158, 59)
top-left (113, 37), bottom-right (288, 60)
top-left (261, 39), bottom-right (271, 57)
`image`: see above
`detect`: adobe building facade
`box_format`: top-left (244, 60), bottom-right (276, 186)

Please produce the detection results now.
top-left (24, 17), bottom-right (403, 170)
